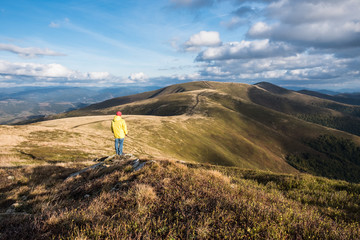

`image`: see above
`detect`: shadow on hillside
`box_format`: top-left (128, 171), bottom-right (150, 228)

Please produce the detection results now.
top-left (0, 165), bottom-right (81, 211)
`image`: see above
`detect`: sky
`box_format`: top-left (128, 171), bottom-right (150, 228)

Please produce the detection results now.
top-left (0, 0), bottom-right (360, 90)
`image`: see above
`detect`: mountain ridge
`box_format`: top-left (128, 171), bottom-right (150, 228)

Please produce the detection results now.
top-left (4, 81), bottom-right (360, 182)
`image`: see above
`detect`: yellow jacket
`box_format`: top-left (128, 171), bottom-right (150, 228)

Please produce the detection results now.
top-left (111, 116), bottom-right (128, 138)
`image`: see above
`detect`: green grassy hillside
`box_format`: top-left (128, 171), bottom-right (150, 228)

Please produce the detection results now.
top-left (50, 81), bottom-right (360, 137)
top-left (1, 159), bottom-right (359, 239)
top-left (251, 82), bottom-right (360, 136)
top-left (7, 94), bottom-right (360, 177)
top-left (287, 134), bottom-right (360, 182)
top-left (14, 81), bottom-right (360, 181)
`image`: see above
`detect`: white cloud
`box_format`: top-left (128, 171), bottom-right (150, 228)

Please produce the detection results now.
top-left (0, 60), bottom-right (112, 81)
top-left (267, 0), bottom-right (358, 24)
top-left (0, 60), bottom-right (72, 78)
top-left (183, 31), bottom-right (221, 52)
top-left (171, 72), bottom-right (202, 81)
top-left (196, 39), bottom-right (298, 61)
top-left (186, 31), bottom-right (221, 46)
top-left (248, 0), bottom-right (360, 48)
top-left (202, 66), bottom-right (231, 76)
top-left (175, 0), bottom-right (360, 89)
top-left (128, 72), bottom-right (148, 83)
top-left (85, 72), bottom-right (110, 80)
top-left (196, 52), bottom-right (357, 84)
top-left (248, 22), bottom-right (272, 37)
top-left (0, 43), bottom-right (66, 58)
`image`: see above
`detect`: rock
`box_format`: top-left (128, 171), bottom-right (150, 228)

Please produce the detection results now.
top-left (176, 160), bottom-right (187, 165)
top-left (92, 154), bottom-right (117, 162)
top-left (132, 159), bottom-right (140, 169)
top-left (104, 154), bottom-right (117, 162)
top-left (93, 156), bottom-right (108, 162)
top-left (12, 202), bottom-right (22, 208)
top-left (65, 162), bottom-right (105, 180)
top-left (134, 162), bottom-right (146, 171)
top-left (7, 176), bottom-right (15, 180)
top-left (132, 159), bottom-right (146, 171)
top-left (124, 153), bottom-right (135, 158)
top-left (6, 208), bottom-right (15, 214)
top-left (66, 154), bottom-right (140, 180)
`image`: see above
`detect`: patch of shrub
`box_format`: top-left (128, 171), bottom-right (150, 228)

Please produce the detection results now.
top-left (286, 135), bottom-right (360, 183)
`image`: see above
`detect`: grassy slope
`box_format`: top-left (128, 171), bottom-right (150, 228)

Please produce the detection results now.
top-left (251, 82), bottom-right (360, 136)
top-left (0, 160), bottom-right (359, 239)
top-left (4, 81), bottom-right (360, 175)
top-left (4, 97), bottom-right (357, 174)
top-left (1, 113), bottom-right (295, 173)
top-left (42, 81), bottom-right (360, 139)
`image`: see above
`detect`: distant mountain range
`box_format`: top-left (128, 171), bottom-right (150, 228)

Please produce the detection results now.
top-left (298, 89), bottom-right (360, 105)
top-left (0, 86), bottom-right (160, 124)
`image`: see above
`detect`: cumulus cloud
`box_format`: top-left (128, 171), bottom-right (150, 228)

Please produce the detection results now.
top-left (247, 0), bottom-right (360, 48)
top-left (84, 72), bottom-right (111, 80)
top-left (0, 60), bottom-right (113, 86)
top-left (0, 43), bottom-right (66, 58)
top-left (183, 31), bottom-right (221, 52)
top-left (247, 22), bottom-right (272, 37)
top-left (0, 60), bottom-right (72, 78)
top-left (197, 52), bottom-right (357, 85)
top-left (200, 66), bottom-right (231, 77)
top-left (177, 0), bottom-right (360, 89)
top-left (128, 72), bottom-right (148, 83)
top-left (196, 39), bottom-right (299, 61)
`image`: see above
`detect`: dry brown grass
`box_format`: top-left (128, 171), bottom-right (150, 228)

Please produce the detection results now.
top-left (1, 115), bottom-right (203, 166)
top-left (135, 183), bottom-right (158, 213)
top-left (0, 159), bottom-right (359, 239)
top-left (0, 154), bottom-right (26, 167)
top-left (207, 169), bottom-right (231, 184)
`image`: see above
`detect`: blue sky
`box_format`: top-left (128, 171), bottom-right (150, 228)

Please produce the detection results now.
top-left (0, 0), bottom-right (360, 90)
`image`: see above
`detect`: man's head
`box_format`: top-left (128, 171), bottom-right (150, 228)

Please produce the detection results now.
top-left (116, 111), bottom-right (122, 116)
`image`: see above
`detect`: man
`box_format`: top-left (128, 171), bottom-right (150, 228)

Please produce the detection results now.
top-left (111, 111), bottom-right (128, 155)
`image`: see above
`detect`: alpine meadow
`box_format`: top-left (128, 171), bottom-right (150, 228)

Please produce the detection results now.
top-left (1, 81), bottom-right (360, 239)
top-left (2, 0), bottom-right (360, 239)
